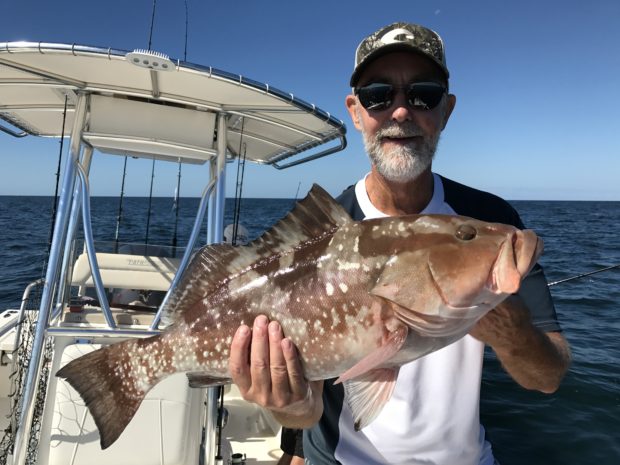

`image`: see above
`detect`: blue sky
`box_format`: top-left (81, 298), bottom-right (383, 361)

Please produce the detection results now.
top-left (1, 0), bottom-right (618, 200)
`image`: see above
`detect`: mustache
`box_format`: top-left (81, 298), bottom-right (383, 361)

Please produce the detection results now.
top-left (376, 122), bottom-right (423, 139)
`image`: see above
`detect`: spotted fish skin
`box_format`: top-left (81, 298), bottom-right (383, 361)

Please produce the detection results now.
top-left (57, 184), bottom-right (542, 448)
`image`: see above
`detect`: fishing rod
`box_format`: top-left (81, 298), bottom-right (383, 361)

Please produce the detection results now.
top-left (114, 156), bottom-right (128, 254)
top-left (171, 162), bottom-right (182, 255)
top-left (47, 95), bottom-right (68, 254)
top-left (144, 158), bottom-right (156, 247)
top-left (547, 263), bottom-right (620, 287)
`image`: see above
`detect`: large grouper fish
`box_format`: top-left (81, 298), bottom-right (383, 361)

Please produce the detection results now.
top-left (57, 184), bottom-right (542, 449)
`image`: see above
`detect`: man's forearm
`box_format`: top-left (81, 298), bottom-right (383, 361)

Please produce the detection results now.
top-left (494, 329), bottom-right (570, 393)
top-left (470, 295), bottom-right (571, 393)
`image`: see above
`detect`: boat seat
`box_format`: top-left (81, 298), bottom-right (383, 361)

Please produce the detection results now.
top-left (71, 252), bottom-right (181, 294)
top-left (40, 341), bottom-right (203, 465)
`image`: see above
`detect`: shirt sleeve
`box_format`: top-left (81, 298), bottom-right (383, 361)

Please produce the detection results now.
top-left (517, 263), bottom-right (562, 332)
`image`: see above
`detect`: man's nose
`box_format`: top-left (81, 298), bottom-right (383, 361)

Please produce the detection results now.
top-left (390, 91), bottom-right (413, 123)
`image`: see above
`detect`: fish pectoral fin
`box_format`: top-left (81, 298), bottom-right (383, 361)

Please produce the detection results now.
top-left (334, 325), bottom-right (407, 384)
top-left (343, 368), bottom-right (399, 431)
top-left (186, 372), bottom-right (231, 388)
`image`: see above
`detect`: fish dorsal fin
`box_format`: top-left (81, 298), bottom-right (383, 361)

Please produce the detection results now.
top-left (343, 368), bottom-right (400, 431)
top-left (249, 184), bottom-right (352, 255)
top-left (162, 184), bottom-right (351, 322)
top-left (161, 243), bottom-right (250, 322)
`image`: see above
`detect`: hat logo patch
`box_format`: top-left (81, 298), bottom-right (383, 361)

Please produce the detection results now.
top-left (380, 28), bottom-right (414, 45)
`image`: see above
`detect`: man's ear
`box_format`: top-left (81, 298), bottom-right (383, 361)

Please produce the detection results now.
top-left (345, 94), bottom-right (363, 131)
top-left (442, 94), bottom-right (457, 130)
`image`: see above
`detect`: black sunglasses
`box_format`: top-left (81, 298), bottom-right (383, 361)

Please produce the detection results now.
top-left (355, 82), bottom-right (447, 111)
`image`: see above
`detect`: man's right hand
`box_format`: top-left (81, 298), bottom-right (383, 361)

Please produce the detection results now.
top-left (228, 315), bottom-right (323, 427)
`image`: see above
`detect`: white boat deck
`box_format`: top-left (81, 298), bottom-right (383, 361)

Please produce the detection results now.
top-left (0, 308), bottom-right (283, 465)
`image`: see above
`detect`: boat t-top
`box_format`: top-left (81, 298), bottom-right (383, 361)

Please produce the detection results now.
top-left (0, 41), bottom-right (346, 465)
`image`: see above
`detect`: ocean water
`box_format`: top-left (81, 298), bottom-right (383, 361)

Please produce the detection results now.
top-left (0, 195), bottom-right (618, 464)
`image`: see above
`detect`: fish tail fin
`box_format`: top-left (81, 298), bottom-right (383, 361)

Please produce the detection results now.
top-left (56, 338), bottom-right (155, 449)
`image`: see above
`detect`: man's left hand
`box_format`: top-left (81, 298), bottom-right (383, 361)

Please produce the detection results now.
top-left (469, 294), bottom-right (571, 393)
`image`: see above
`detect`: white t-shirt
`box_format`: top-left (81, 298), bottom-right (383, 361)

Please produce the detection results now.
top-left (332, 174), bottom-right (495, 465)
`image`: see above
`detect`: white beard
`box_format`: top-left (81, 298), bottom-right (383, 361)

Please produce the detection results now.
top-left (360, 115), bottom-right (440, 183)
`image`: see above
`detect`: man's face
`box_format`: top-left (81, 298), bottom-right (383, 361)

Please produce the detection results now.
top-left (346, 52), bottom-right (456, 183)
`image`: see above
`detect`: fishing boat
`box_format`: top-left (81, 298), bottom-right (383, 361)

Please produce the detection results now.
top-left (0, 41), bottom-right (346, 465)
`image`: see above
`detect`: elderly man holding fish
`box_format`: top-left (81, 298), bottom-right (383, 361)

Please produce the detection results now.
top-left (229, 22), bottom-right (571, 465)
top-left (55, 21), bottom-right (571, 464)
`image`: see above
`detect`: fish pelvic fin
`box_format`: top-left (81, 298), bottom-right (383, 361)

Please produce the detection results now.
top-left (162, 184), bottom-right (352, 321)
top-left (56, 340), bottom-right (154, 449)
top-left (334, 325), bottom-right (407, 384)
top-left (186, 372), bottom-right (231, 388)
top-left (343, 368), bottom-right (399, 431)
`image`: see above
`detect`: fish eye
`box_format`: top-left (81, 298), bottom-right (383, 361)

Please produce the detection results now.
top-left (456, 224), bottom-right (477, 241)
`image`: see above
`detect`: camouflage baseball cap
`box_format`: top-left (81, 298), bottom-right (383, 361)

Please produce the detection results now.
top-left (350, 22), bottom-right (449, 87)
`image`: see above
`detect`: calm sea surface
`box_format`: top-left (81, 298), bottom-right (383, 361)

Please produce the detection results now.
top-left (0, 196), bottom-right (618, 464)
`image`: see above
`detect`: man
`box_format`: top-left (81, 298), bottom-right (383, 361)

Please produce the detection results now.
top-left (229, 22), bottom-right (571, 465)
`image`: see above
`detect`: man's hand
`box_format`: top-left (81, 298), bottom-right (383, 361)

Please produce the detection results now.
top-left (229, 315), bottom-right (323, 428)
top-left (470, 295), bottom-right (571, 393)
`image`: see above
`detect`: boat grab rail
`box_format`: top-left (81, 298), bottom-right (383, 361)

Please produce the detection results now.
top-left (46, 327), bottom-right (161, 338)
top-left (0, 121), bottom-right (28, 137)
top-left (272, 134), bottom-right (347, 170)
top-left (1, 279), bottom-right (45, 347)
top-left (76, 163), bottom-right (116, 329)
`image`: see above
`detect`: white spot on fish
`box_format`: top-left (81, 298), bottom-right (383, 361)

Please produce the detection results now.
top-left (354, 236), bottom-right (359, 253)
top-left (337, 260), bottom-right (361, 271)
top-left (331, 307), bottom-right (341, 326)
top-left (274, 266), bottom-right (294, 277)
top-left (339, 283), bottom-right (348, 293)
top-left (313, 320), bottom-right (325, 335)
top-left (280, 252), bottom-right (294, 269)
top-left (326, 283), bottom-right (334, 296)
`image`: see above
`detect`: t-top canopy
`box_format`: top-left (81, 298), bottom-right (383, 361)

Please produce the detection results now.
top-left (0, 42), bottom-right (346, 168)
